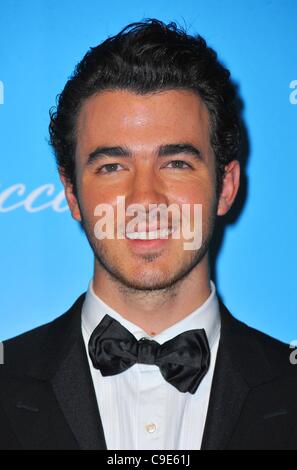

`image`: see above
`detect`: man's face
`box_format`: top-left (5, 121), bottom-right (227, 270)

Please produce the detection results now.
top-left (66, 89), bottom-right (220, 290)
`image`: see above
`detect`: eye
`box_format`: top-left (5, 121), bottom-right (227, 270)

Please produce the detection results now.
top-left (165, 160), bottom-right (192, 169)
top-left (96, 163), bottom-right (124, 174)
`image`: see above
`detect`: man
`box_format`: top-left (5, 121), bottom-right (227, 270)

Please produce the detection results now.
top-left (1, 19), bottom-right (296, 450)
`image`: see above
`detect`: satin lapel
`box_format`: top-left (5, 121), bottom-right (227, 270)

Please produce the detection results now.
top-left (201, 300), bottom-right (276, 450)
top-left (51, 331), bottom-right (107, 450)
top-left (1, 293), bottom-right (107, 449)
top-left (19, 293), bottom-right (108, 449)
top-left (200, 337), bottom-right (249, 449)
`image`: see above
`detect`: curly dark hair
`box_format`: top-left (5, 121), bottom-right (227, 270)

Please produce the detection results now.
top-left (49, 18), bottom-right (241, 200)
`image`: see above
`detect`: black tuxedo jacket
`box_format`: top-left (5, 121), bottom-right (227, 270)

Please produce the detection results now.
top-left (1, 293), bottom-right (297, 450)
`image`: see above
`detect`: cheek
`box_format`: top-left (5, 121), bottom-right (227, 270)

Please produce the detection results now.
top-left (78, 174), bottom-right (117, 214)
top-left (168, 178), bottom-right (216, 234)
top-left (168, 178), bottom-right (214, 206)
top-left (79, 188), bottom-right (99, 217)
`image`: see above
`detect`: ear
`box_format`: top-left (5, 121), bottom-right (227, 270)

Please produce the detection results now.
top-left (59, 171), bottom-right (82, 222)
top-left (217, 160), bottom-right (240, 216)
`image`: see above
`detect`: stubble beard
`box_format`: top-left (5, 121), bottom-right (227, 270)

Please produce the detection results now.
top-left (79, 198), bottom-right (218, 296)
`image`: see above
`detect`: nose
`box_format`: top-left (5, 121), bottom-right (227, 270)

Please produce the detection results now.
top-left (125, 165), bottom-right (169, 210)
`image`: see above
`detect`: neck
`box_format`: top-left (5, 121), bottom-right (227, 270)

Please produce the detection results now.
top-left (92, 255), bottom-right (212, 335)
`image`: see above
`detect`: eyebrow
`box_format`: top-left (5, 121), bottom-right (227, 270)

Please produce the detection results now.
top-left (86, 143), bottom-right (203, 166)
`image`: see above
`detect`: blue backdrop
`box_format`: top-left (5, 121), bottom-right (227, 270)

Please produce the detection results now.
top-left (0, 0), bottom-right (296, 342)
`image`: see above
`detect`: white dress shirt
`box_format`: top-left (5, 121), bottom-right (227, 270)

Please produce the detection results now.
top-left (81, 278), bottom-right (221, 450)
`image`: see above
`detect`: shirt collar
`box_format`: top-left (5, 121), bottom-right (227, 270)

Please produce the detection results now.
top-left (82, 278), bottom-right (221, 349)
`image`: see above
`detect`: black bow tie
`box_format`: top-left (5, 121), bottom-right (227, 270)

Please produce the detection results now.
top-left (88, 314), bottom-right (210, 394)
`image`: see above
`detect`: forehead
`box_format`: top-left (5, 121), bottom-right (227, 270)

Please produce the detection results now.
top-left (75, 89), bottom-right (211, 155)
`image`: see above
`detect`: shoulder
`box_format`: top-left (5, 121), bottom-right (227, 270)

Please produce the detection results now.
top-left (1, 292), bottom-right (86, 378)
top-left (219, 300), bottom-right (294, 378)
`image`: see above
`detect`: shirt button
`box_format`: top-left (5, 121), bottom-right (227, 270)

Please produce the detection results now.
top-left (145, 423), bottom-right (157, 433)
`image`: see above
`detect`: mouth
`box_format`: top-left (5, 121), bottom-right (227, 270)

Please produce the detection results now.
top-left (124, 227), bottom-right (176, 253)
top-left (125, 228), bottom-right (174, 240)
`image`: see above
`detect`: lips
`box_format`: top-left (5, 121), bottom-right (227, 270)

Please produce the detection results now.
top-left (125, 228), bottom-right (174, 240)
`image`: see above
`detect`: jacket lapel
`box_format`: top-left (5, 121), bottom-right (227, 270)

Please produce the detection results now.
top-left (201, 300), bottom-right (283, 450)
top-left (200, 335), bottom-right (249, 449)
top-left (40, 293), bottom-right (107, 449)
top-left (2, 293), bottom-right (107, 450)
top-left (51, 328), bottom-right (107, 449)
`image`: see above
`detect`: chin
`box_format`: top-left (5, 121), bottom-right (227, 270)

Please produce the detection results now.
top-left (117, 266), bottom-right (174, 291)
top-left (124, 278), bottom-right (175, 291)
